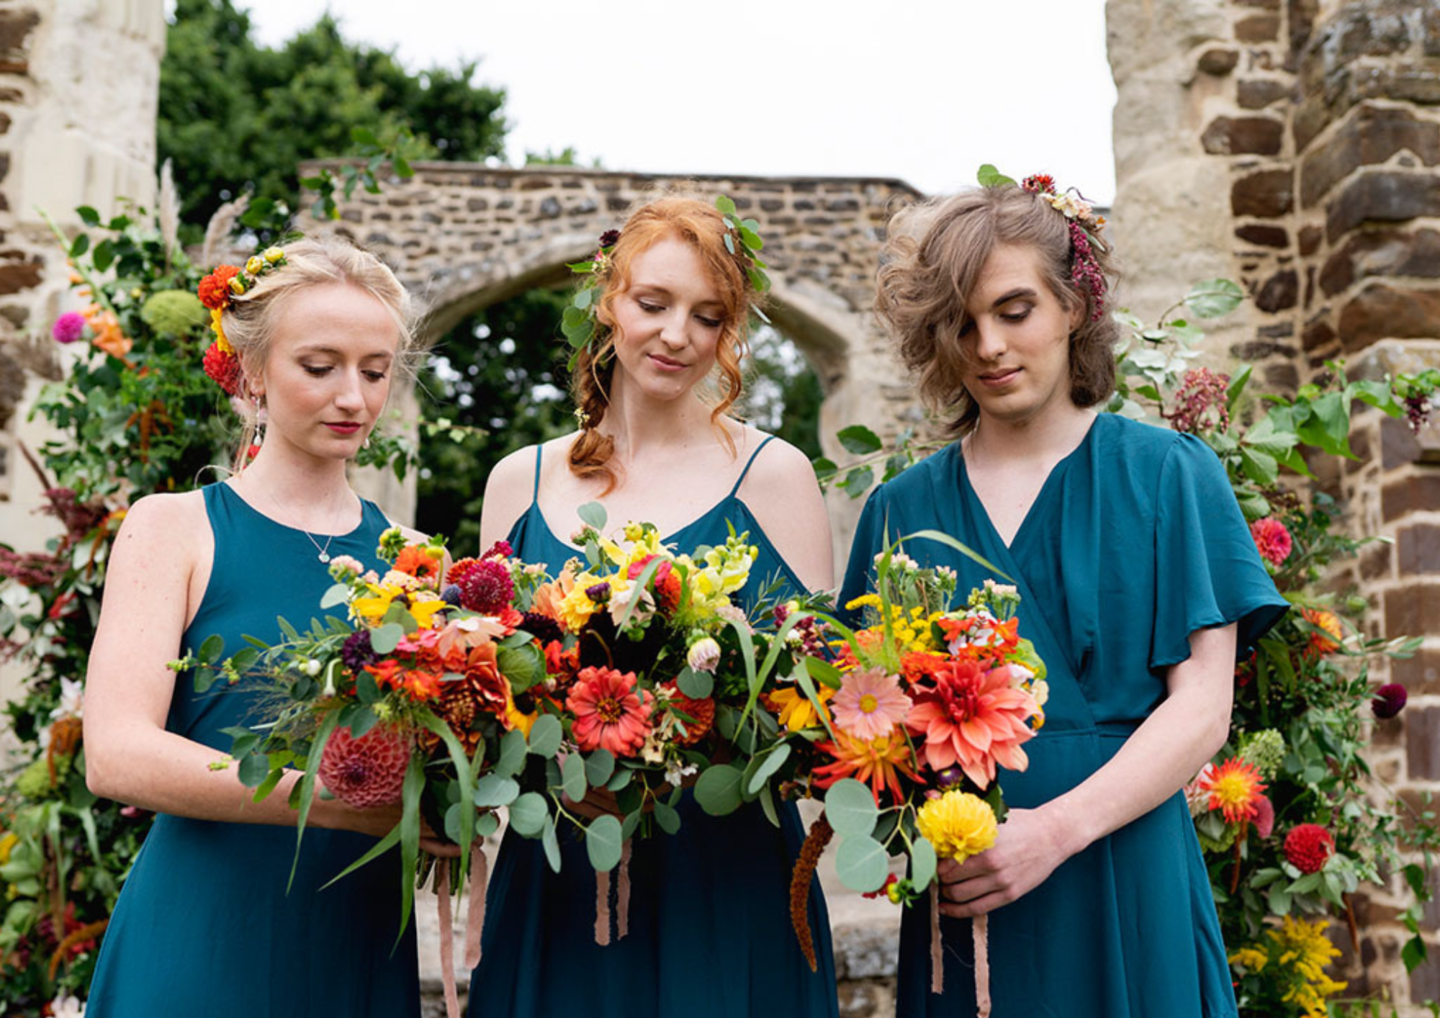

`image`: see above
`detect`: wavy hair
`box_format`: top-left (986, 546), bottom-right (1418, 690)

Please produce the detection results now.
top-left (569, 194), bottom-right (762, 493)
top-left (876, 184), bottom-right (1119, 436)
top-left (218, 235), bottom-right (417, 471)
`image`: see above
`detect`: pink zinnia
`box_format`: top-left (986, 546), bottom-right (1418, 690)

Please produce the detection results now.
top-left (1250, 517), bottom-right (1293, 566)
top-left (906, 658), bottom-right (1038, 789)
top-left (832, 666), bottom-right (913, 741)
top-left (52, 312), bottom-right (85, 344)
top-left (567, 666), bottom-right (653, 757)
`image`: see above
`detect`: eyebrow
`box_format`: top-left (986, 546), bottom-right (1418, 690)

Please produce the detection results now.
top-left (991, 288), bottom-right (1038, 308)
top-left (294, 345), bottom-right (393, 360)
top-left (631, 284), bottom-right (725, 310)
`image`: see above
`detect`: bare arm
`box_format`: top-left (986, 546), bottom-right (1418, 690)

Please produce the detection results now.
top-left (938, 623), bottom-right (1236, 917)
top-left (738, 437), bottom-right (834, 592)
top-left (82, 494), bottom-right (397, 837)
top-left (478, 444), bottom-right (541, 554)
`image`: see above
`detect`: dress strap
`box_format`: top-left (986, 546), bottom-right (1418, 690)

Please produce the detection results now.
top-left (532, 444), bottom-right (544, 504)
top-left (729, 434), bottom-right (777, 498)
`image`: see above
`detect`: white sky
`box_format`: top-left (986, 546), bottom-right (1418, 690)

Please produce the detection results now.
top-left (240, 0), bottom-right (1118, 203)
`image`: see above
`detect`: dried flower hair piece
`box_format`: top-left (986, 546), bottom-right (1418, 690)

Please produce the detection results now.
top-left (976, 165), bottom-right (1109, 321)
top-left (196, 246), bottom-right (287, 394)
top-left (559, 196), bottom-right (771, 372)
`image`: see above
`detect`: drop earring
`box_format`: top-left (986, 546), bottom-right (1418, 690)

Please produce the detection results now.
top-left (253, 395), bottom-right (267, 446)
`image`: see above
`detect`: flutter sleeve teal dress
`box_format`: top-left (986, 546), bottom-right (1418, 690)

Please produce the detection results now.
top-left (468, 436), bottom-right (839, 1018)
top-left (84, 483), bottom-right (419, 1018)
top-left (840, 413), bottom-right (1288, 1018)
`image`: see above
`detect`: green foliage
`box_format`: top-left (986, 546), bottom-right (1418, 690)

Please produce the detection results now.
top-left (158, 0), bottom-right (505, 234)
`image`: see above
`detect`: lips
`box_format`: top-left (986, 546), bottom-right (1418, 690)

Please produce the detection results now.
top-left (977, 367), bottom-right (1022, 388)
top-left (647, 353), bottom-right (688, 371)
top-left (325, 422), bottom-right (362, 434)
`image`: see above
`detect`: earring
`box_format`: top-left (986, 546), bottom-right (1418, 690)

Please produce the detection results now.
top-left (253, 395), bottom-right (267, 445)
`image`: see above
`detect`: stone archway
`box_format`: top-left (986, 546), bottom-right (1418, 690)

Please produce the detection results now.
top-left (301, 163), bottom-right (925, 560)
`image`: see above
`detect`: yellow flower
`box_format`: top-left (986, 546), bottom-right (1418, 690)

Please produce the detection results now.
top-left (1227, 947), bottom-right (1268, 972)
top-left (228, 275), bottom-right (246, 295)
top-left (0, 832), bottom-right (17, 866)
top-left (264, 246), bottom-right (284, 263)
top-left (352, 581), bottom-right (404, 623)
top-left (915, 789), bottom-right (998, 863)
top-left (245, 255), bottom-right (264, 274)
top-left (557, 575), bottom-right (602, 631)
top-left (210, 308), bottom-right (234, 353)
top-left (768, 685), bottom-right (834, 732)
top-left (506, 701), bottom-right (538, 737)
top-left (408, 593), bottom-right (448, 629)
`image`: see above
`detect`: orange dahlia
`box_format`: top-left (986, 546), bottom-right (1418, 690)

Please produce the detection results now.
top-left (660, 680), bottom-right (715, 747)
top-left (1198, 757), bottom-right (1267, 825)
top-left (198, 265), bottom-right (242, 309)
top-left (812, 730), bottom-right (922, 804)
top-left (1300, 608), bottom-right (1343, 658)
top-left (395, 544), bottom-right (442, 583)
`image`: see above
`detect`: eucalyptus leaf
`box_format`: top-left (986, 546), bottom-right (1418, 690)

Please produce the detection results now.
top-left (527, 714), bottom-right (563, 757)
top-left (584, 749), bottom-right (616, 787)
top-left (1183, 278), bottom-right (1245, 319)
top-left (911, 838), bottom-right (938, 890)
top-left (585, 814), bottom-right (624, 872)
top-left (836, 424), bottom-right (882, 455)
top-left (835, 836), bottom-right (890, 893)
top-left (370, 622), bottom-right (404, 655)
top-left (507, 792), bottom-right (548, 837)
top-left (562, 754), bottom-right (588, 803)
top-left (654, 800), bottom-right (681, 834)
top-left (495, 729), bottom-right (528, 778)
top-left (693, 764), bottom-right (744, 816)
top-left (577, 502), bottom-right (607, 531)
top-left (473, 774), bottom-right (520, 809)
top-left (676, 665), bottom-right (714, 700)
top-left (824, 778), bottom-right (879, 838)
top-left (541, 816), bottom-right (562, 873)
top-left (746, 744), bottom-right (791, 795)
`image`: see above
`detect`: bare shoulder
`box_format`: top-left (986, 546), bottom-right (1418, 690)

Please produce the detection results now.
top-left (737, 430), bottom-right (822, 501)
top-left (118, 490), bottom-right (209, 545)
top-left (734, 430), bottom-right (834, 590)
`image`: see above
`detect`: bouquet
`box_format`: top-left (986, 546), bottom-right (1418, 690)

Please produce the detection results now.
top-left (753, 535), bottom-right (1047, 1014)
top-left (182, 527), bottom-right (541, 1018)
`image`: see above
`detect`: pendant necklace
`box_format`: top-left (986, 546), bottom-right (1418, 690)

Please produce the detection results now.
top-left (253, 485), bottom-right (351, 563)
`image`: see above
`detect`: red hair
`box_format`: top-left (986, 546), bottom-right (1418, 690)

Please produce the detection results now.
top-left (569, 195), bottom-right (758, 492)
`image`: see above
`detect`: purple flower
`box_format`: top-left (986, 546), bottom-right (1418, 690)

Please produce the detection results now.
top-left (1372, 682), bottom-right (1408, 719)
top-left (340, 630), bottom-right (379, 674)
top-left (599, 229), bottom-right (621, 248)
top-left (52, 312), bottom-right (85, 344)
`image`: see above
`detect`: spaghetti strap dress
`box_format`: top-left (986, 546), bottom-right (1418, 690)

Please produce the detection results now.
top-left (839, 414), bottom-right (1289, 1018)
top-left (84, 482), bottom-right (420, 1018)
top-left (468, 435), bottom-right (839, 1018)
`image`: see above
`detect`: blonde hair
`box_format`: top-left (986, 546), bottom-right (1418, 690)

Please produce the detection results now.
top-left (569, 193), bottom-right (763, 494)
top-left (876, 185), bottom-right (1119, 436)
top-left (217, 235), bottom-right (416, 470)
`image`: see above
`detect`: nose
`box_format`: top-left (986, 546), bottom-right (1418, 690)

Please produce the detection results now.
top-left (658, 309), bottom-right (689, 350)
top-left (972, 317), bottom-right (1007, 362)
top-left (333, 367), bottom-right (366, 413)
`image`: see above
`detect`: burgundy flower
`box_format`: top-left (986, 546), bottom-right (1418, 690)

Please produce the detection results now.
top-left (1372, 682), bottom-right (1408, 719)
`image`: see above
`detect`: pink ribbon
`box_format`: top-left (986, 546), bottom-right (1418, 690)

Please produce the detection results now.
top-left (435, 845), bottom-right (490, 1018)
top-left (594, 867), bottom-right (612, 945)
top-left (974, 913), bottom-right (991, 1017)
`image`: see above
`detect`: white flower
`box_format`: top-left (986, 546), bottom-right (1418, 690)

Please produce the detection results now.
top-left (686, 636), bottom-right (721, 673)
top-left (50, 995), bottom-right (85, 1018)
top-left (1184, 763), bottom-right (1215, 818)
top-left (51, 677), bottom-right (84, 721)
top-left (665, 758), bottom-right (698, 787)
top-left (640, 732), bottom-right (664, 765)
top-left (302, 658), bottom-right (322, 677)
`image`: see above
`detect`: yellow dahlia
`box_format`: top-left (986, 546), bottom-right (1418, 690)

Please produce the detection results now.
top-left (915, 789), bottom-right (998, 863)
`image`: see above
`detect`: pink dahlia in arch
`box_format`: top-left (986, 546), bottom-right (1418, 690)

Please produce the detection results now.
top-left (318, 723), bottom-right (411, 809)
top-left (567, 666), bottom-right (653, 757)
top-left (1250, 517), bottom-right (1293, 566)
top-left (906, 657), bottom-right (1037, 789)
top-left (832, 666), bottom-right (912, 741)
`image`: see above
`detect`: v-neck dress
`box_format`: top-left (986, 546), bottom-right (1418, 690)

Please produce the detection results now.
top-left (84, 483), bottom-right (419, 1018)
top-left (468, 436), bottom-right (839, 1018)
top-left (840, 414), bottom-right (1287, 1018)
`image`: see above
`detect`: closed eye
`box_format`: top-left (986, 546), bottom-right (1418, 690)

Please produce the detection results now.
top-left (638, 300), bottom-right (665, 314)
top-left (696, 315), bottom-right (723, 328)
top-left (1001, 309), bottom-right (1031, 323)
top-left (303, 365), bottom-right (332, 377)
top-left (364, 370), bottom-right (388, 382)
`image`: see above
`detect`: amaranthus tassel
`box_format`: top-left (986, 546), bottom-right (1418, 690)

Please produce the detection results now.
top-left (790, 813), bottom-right (834, 971)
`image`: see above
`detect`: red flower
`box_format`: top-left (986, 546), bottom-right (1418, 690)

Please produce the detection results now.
top-left (202, 342), bottom-right (242, 395)
top-left (813, 730), bottom-right (922, 804)
top-left (394, 544), bottom-right (442, 582)
top-left (318, 723), bottom-right (412, 809)
top-left (1250, 517), bottom-right (1293, 566)
top-left (197, 265), bottom-right (241, 309)
top-left (567, 666), bottom-right (653, 757)
top-left (905, 658), bottom-right (1037, 789)
top-left (1283, 823), bottom-right (1335, 874)
top-left (1198, 757), bottom-right (1267, 825)
top-left (628, 555), bottom-right (681, 613)
top-left (660, 679), bottom-right (715, 747)
top-left (1372, 682), bottom-right (1408, 719)
top-left (448, 556), bottom-right (515, 614)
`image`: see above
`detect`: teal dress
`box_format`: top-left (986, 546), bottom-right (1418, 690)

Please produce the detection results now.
top-left (469, 436), bottom-right (839, 1018)
top-left (85, 483), bottom-right (419, 1018)
top-left (840, 415), bottom-right (1288, 1018)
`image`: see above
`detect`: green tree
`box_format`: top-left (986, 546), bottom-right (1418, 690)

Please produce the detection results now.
top-left (158, 0), bottom-right (505, 230)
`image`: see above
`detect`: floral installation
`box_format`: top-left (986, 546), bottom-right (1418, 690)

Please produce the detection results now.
top-left (1229, 916), bottom-right (1348, 1018)
top-left (194, 246), bottom-right (287, 395)
top-left (559, 194), bottom-right (771, 370)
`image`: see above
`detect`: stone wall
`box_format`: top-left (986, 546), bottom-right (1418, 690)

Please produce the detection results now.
top-left (0, 0), bottom-right (165, 701)
top-left (304, 164), bottom-right (926, 565)
top-left (1109, 0), bottom-right (1440, 1008)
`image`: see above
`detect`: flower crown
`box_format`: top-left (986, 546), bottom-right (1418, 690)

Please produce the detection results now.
top-left (196, 247), bottom-right (288, 395)
top-left (977, 165), bottom-right (1108, 321)
top-left (560, 195), bottom-right (771, 372)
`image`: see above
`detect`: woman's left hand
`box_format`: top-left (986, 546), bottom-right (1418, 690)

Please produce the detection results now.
top-left (935, 806), bottom-right (1076, 918)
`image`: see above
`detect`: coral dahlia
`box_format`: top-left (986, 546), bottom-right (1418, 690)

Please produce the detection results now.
top-left (567, 666), bottom-right (653, 757)
top-left (319, 723), bottom-right (411, 809)
top-left (1283, 823), bottom-right (1335, 874)
top-left (905, 657), bottom-right (1037, 789)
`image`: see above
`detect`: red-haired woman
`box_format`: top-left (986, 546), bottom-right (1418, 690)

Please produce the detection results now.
top-left (470, 196), bottom-right (839, 1017)
top-left (841, 177), bottom-right (1287, 1017)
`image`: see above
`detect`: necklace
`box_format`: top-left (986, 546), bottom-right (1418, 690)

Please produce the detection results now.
top-left (248, 483), bottom-right (354, 563)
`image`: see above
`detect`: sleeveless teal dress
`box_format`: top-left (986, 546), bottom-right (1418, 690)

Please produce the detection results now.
top-left (85, 483), bottom-right (420, 1018)
top-left (468, 436), bottom-right (839, 1018)
top-left (841, 415), bottom-right (1288, 1018)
